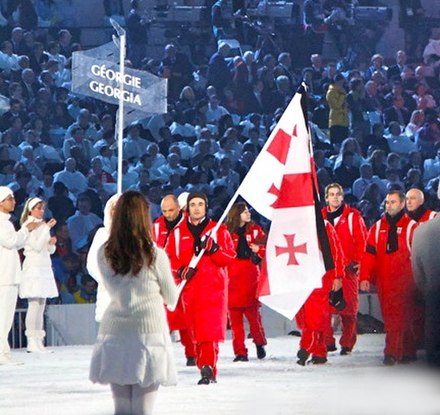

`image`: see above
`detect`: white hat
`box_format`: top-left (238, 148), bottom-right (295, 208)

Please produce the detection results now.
top-left (177, 192), bottom-right (189, 210)
top-left (0, 186), bottom-right (13, 202)
top-left (28, 197), bottom-right (43, 210)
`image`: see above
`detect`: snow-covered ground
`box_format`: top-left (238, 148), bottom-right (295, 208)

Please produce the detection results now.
top-left (0, 334), bottom-right (439, 415)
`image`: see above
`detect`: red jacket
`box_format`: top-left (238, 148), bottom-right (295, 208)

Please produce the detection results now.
top-left (418, 209), bottom-right (437, 223)
top-left (360, 213), bottom-right (418, 331)
top-left (227, 223), bottom-right (266, 308)
top-left (322, 205), bottom-right (367, 315)
top-left (174, 218), bottom-right (236, 342)
top-left (153, 213), bottom-right (188, 331)
top-left (153, 213), bottom-right (186, 277)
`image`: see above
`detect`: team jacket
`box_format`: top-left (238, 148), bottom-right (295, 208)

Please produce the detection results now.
top-left (321, 205), bottom-right (367, 315)
top-left (360, 213), bottom-right (418, 330)
top-left (227, 223), bottom-right (266, 308)
top-left (173, 218), bottom-right (236, 342)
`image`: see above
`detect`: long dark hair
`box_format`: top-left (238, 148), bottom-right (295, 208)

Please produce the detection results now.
top-left (226, 202), bottom-right (248, 234)
top-left (104, 191), bottom-right (155, 276)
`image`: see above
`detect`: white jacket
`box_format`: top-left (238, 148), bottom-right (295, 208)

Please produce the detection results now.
top-left (0, 211), bottom-right (29, 286)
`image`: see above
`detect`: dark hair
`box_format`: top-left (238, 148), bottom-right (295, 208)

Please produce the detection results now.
top-left (226, 202), bottom-right (248, 234)
top-left (105, 191), bottom-right (155, 276)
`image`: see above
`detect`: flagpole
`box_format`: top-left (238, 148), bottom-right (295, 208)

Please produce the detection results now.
top-left (110, 18), bottom-right (126, 194)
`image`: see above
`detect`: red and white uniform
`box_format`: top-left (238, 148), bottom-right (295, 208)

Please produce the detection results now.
top-left (153, 213), bottom-right (195, 359)
top-left (321, 205), bottom-right (367, 350)
top-left (295, 221), bottom-right (345, 358)
top-left (173, 218), bottom-right (235, 377)
top-left (360, 212), bottom-right (418, 360)
top-left (227, 223), bottom-right (267, 357)
top-left (416, 209), bottom-right (436, 223)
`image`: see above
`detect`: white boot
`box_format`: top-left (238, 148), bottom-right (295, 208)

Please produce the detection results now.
top-left (0, 353), bottom-right (23, 365)
top-left (36, 330), bottom-right (52, 353)
top-left (26, 336), bottom-right (41, 353)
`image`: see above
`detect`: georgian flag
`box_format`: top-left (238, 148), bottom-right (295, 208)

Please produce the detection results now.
top-left (238, 90), bottom-right (330, 319)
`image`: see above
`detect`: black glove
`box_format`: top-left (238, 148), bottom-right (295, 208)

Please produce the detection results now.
top-left (250, 252), bottom-right (262, 265)
top-left (329, 288), bottom-right (346, 311)
top-left (177, 266), bottom-right (197, 281)
top-left (200, 236), bottom-right (219, 254)
top-left (345, 261), bottom-right (359, 275)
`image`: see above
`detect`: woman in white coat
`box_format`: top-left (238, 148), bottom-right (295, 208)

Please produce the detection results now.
top-left (89, 191), bottom-right (177, 415)
top-left (87, 193), bottom-right (120, 322)
top-left (19, 197), bottom-right (58, 353)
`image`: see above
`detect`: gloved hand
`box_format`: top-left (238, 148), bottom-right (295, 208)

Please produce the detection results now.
top-left (200, 236), bottom-right (219, 254)
top-left (329, 288), bottom-right (346, 311)
top-left (177, 266), bottom-right (197, 281)
top-left (345, 261), bottom-right (359, 275)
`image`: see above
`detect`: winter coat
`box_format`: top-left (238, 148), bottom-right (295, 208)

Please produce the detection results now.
top-left (321, 205), bottom-right (367, 315)
top-left (174, 218), bottom-right (235, 342)
top-left (326, 83), bottom-right (349, 128)
top-left (19, 217), bottom-right (58, 298)
top-left (153, 213), bottom-right (189, 331)
top-left (227, 223), bottom-right (266, 308)
top-left (360, 213), bottom-right (418, 331)
top-left (0, 211), bottom-right (29, 286)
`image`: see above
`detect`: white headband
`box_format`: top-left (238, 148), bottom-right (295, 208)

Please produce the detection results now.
top-left (28, 197), bottom-right (43, 210)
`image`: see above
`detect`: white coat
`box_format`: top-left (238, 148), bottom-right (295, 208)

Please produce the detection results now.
top-left (0, 211), bottom-right (29, 286)
top-left (19, 218), bottom-right (58, 299)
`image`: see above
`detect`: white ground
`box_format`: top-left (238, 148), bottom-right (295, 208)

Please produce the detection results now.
top-left (1, 334), bottom-right (439, 415)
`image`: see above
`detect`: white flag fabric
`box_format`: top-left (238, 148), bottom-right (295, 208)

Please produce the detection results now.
top-left (238, 91), bottom-right (326, 319)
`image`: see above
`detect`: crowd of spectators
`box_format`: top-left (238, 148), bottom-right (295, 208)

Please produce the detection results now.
top-left (2, 1), bottom-right (440, 305)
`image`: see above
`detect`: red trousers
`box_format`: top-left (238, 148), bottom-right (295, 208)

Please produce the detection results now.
top-left (324, 314), bottom-right (357, 350)
top-left (295, 282), bottom-right (331, 358)
top-left (384, 329), bottom-right (417, 360)
top-left (228, 302), bottom-right (267, 356)
top-left (195, 341), bottom-right (219, 378)
top-left (179, 329), bottom-right (196, 358)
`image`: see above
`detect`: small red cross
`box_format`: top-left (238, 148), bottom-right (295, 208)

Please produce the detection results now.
top-left (275, 234), bottom-right (307, 266)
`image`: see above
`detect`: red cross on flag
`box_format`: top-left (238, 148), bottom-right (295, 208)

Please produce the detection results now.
top-left (238, 90), bottom-right (328, 319)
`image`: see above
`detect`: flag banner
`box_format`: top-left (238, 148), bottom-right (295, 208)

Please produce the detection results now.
top-left (238, 91), bottom-right (327, 319)
top-left (72, 42), bottom-right (167, 126)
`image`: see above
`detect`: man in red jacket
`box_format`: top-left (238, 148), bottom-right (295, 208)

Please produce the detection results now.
top-left (405, 188), bottom-right (437, 223)
top-left (295, 221), bottom-right (344, 365)
top-left (153, 194), bottom-right (196, 366)
top-left (360, 190), bottom-right (419, 365)
top-left (322, 183), bottom-right (367, 355)
top-left (174, 192), bottom-right (235, 384)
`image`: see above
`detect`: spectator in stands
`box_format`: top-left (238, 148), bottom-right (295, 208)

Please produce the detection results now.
top-left (47, 181), bottom-right (75, 223)
top-left (326, 73), bottom-right (349, 147)
top-left (126, 0), bottom-right (149, 69)
top-left (415, 112), bottom-right (440, 158)
top-left (63, 126), bottom-right (95, 162)
top-left (364, 80), bottom-right (384, 114)
top-left (57, 29), bottom-right (73, 59)
top-left (122, 123), bottom-right (151, 163)
top-left (357, 182), bottom-right (383, 227)
top-left (347, 78), bottom-right (369, 143)
top-left (67, 194), bottom-right (102, 253)
top-left (333, 151), bottom-right (360, 192)
top-left (383, 95), bottom-right (411, 129)
top-left (207, 42), bottom-right (232, 100)
top-left (423, 147), bottom-right (440, 183)
top-left (405, 109), bottom-right (425, 139)
top-left (385, 121), bottom-right (417, 157)
top-left (352, 163), bottom-right (385, 200)
top-left (160, 44), bottom-right (194, 101)
top-left (65, 108), bottom-right (98, 143)
top-left (53, 157), bottom-right (88, 197)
